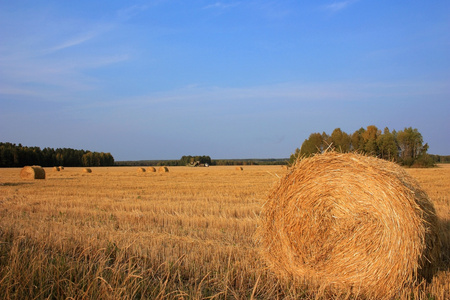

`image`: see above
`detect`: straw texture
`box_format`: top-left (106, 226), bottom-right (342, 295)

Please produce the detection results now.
top-left (257, 152), bottom-right (440, 298)
top-left (158, 166), bottom-right (169, 173)
top-left (20, 166), bottom-right (45, 180)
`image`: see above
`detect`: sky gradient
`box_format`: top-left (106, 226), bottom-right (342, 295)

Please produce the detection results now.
top-left (1, 1), bottom-right (449, 160)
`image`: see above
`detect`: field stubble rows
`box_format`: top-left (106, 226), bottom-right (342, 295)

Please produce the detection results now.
top-left (0, 165), bottom-right (449, 299)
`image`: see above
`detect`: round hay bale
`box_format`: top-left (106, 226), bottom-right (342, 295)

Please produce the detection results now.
top-left (147, 166), bottom-right (156, 172)
top-left (83, 168), bottom-right (92, 173)
top-left (235, 166), bottom-right (243, 171)
top-left (59, 166), bottom-right (64, 170)
top-left (257, 152), bottom-right (440, 298)
top-left (20, 166), bottom-right (45, 180)
top-left (137, 167), bottom-right (146, 173)
top-left (158, 166), bottom-right (169, 173)
top-left (53, 166), bottom-right (60, 171)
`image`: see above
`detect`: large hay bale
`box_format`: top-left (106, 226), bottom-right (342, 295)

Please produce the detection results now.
top-left (137, 167), bottom-right (146, 173)
top-left (257, 152), bottom-right (440, 298)
top-left (147, 167), bottom-right (156, 172)
top-left (20, 166), bottom-right (45, 180)
top-left (158, 166), bottom-right (169, 173)
top-left (235, 166), bottom-right (243, 171)
top-left (83, 168), bottom-right (92, 173)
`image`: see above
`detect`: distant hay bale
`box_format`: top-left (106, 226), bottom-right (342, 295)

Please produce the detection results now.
top-left (83, 168), bottom-right (92, 173)
top-left (53, 166), bottom-right (60, 171)
top-left (235, 166), bottom-right (243, 171)
top-left (137, 167), bottom-right (146, 173)
top-left (147, 167), bottom-right (156, 172)
top-left (59, 166), bottom-right (64, 170)
top-left (282, 165), bottom-right (289, 170)
top-left (20, 166), bottom-right (45, 180)
top-left (158, 166), bottom-right (169, 173)
top-left (257, 152), bottom-right (440, 298)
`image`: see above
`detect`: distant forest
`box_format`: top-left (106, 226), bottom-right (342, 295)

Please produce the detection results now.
top-left (116, 156), bottom-right (287, 167)
top-left (291, 126), bottom-right (450, 167)
top-left (0, 143), bottom-right (114, 167)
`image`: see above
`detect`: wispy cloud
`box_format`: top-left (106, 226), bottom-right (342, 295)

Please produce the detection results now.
top-left (322, 0), bottom-right (359, 12)
top-left (0, 7), bottom-right (130, 102)
top-left (0, 52), bottom-right (130, 101)
top-left (117, 4), bottom-right (151, 21)
top-left (44, 25), bottom-right (113, 54)
top-left (203, 2), bottom-right (240, 10)
top-left (115, 79), bottom-right (450, 109)
top-left (46, 33), bottom-right (97, 53)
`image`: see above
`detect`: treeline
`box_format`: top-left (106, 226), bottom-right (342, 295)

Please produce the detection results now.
top-left (429, 154), bottom-right (450, 163)
top-left (213, 158), bottom-right (287, 166)
top-left (0, 142), bottom-right (114, 167)
top-left (115, 156), bottom-right (212, 167)
top-left (179, 156), bottom-right (286, 166)
top-left (290, 126), bottom-right (436, 167)
top-left (116, 157), bottom-right (288, 166)
top-left (180, 155), bottom-right (212, 166)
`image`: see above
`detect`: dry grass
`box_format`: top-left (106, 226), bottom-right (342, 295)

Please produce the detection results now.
top-left (0, 164), bottom-right (448, 299)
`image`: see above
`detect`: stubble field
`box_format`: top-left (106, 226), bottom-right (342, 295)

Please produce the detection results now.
top-left (0, 165), bottom-right (449, 299)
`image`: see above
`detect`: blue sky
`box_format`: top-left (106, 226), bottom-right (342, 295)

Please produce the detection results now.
top-left (1, 0), bottom-right (449, 160)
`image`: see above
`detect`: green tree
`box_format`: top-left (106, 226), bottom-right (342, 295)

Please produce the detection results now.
top-left (289, 148), bottom-right (301, 165)
top-left (361, 125), bottom-right (380, 155)
top-left (301, 132), bottom-right (325, 155)
top-left (330, 128), bottom-right (351, 152)
top-left (351, 127), bottom-right (366, 152)
top-left (376, 127), bottom-right (398, 161)
top-left (397, 127), bottom-right (431, 166)
top-left (82, 152), bottom-right (94, 167)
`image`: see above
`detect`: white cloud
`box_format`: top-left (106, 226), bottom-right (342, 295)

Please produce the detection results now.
top-left (117, 4), bottom-right (151, 21)
top-left (203, 2), bottom-right (240, 10)
top-left (322, 0), bottom-right (359, 12)
top-left (44, 24), bottom-right (113, 54)
top-left (46, 33), bottom-right (97, 53)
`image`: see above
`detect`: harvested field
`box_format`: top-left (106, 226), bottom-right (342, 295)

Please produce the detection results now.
top-left (0, 165), bottom-right (449, 299)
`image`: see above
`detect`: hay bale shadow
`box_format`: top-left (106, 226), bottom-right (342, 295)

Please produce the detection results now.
top-left (0, 182), bottom-right (34, 187)
top-left (438, 219), bottom-right (450, 271)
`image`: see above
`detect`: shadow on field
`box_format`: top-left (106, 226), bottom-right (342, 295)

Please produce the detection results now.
top-left (0, 182), bottom-right (34, 187)
top-left (438, 218), bottom-right (450, 272)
